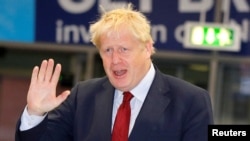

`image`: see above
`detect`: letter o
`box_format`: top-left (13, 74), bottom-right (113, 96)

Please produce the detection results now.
top-left (58, 0), bottom-right (95, 14)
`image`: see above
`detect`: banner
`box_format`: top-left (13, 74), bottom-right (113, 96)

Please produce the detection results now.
top-left (0, 0), bottom-right (35, 42)
top-left (37, 0), bottom-right (214, 50)
top-left (0, 0), bottom-right (249, 56)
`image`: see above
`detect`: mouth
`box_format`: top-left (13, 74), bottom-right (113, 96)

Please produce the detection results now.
top-left (113, 69), bottom-right (127, 78)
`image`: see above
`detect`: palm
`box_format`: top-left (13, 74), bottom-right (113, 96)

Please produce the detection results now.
top-left (27, 59), bottom-right (70, 116)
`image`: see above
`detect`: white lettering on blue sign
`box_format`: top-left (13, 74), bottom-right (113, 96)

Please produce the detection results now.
top-left (179, 0), bottom-right (249, 13)
top-left (55, 0), bottom-right (249, 45)
top-left (231, 0), bottom-right (250, 13)
top-left (55, 19), bottom-right (250, 44)
top-left (230, 19), bottom-right (250, 42)
top-left (178, 0), bottom-right (214, 13)
top-left (151, 24), bottom-right (168, 43)
top-left (58, 0), bottom-right (250, 14)
top-left (58, 0), bottom-right (95, 14)
top-left (58, 0), bottom-right (153, 14)
top-left (56, 20), bottom-right (91, 43)
top-left (55, 20), bottom-right (168, 44)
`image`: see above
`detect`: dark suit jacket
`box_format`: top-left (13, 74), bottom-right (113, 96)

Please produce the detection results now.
top-left (15, 68), bottom-right (214, 141)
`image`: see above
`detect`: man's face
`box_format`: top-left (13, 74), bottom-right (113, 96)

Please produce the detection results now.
top-left (99, 30), bottom-right (152, 91)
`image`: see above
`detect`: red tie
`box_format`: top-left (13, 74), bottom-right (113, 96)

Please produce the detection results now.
top-left (112, 91), bottom-right (134, 141)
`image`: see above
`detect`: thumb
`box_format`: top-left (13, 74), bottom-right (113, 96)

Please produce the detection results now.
top-left (55, 90), bottom-right (71, 105)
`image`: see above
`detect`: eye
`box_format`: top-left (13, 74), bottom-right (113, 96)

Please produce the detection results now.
top-left (120, 47), bottom-right (128, 52)
top-left (104, 48), bottom-right (113, 53)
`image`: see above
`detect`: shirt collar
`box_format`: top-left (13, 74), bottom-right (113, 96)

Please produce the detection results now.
top-left (116, 63), bottom-right (156, 102)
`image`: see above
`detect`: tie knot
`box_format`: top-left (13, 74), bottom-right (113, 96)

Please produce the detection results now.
top-left (123, 91), bottom-right (133, 102)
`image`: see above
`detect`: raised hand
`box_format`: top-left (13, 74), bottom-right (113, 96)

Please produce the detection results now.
top-left (26, 59), bottom-right (70, 116)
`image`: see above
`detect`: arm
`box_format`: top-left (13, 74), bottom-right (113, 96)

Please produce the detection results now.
top-left (15, 59), bottom-right (70, 141)
top-left (182, 90), bottom-right (214, 141)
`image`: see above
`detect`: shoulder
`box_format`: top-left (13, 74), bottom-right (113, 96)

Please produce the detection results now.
top-left (154, 68), bottom-right (209, 99)
top-left (64, 76), bottom-right (113, 105)
top-left (72, 76), bottom-right (111, 92)
top-left (154, 69), bottom-right (213, 114)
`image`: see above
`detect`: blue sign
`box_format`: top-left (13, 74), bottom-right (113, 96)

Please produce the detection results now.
top-left (36, 0), bottom-right (216, 51)
top-left (0, 0), bottom-right (35, 42)
top-left (225, 0), bottom-right (250, 56)
top-left (0, 0), bottom-right (249, 56)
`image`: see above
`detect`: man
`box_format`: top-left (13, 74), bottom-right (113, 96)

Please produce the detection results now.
top-left (15, 3), bottom-right (213, 141)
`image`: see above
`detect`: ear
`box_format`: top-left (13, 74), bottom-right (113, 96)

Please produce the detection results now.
top-left (144, 42), bottom-right (153, 58)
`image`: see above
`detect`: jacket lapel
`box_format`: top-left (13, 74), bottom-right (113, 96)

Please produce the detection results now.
top-left (85, 78), bottom-right (115, 141)
top-left (129, 70), bottom-right (171, 141)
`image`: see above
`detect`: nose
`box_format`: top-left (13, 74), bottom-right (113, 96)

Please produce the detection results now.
top-left (111, 51), bottom-right (121, 64)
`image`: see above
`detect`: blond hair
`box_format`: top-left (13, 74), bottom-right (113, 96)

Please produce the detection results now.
top-left (89, 3), bottom-right (155, 54)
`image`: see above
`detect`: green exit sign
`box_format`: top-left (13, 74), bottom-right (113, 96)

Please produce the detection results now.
top-left (184, 22), bottom-right (241, 52)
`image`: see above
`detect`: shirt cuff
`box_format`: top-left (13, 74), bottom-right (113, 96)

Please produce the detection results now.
top-left (19, 106), bottom-right (47, 131)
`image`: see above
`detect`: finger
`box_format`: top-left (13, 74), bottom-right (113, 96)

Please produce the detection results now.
top-left (30, 66), bottom-right (39, 86)
top-left (38, 60), bottom-right (48, 82)
top-left (44, 59), bottom-right (54, 82)
top-left (51, 63), bottom-right (62, 86)
top-left (55, 90), bottom-right (70, 106)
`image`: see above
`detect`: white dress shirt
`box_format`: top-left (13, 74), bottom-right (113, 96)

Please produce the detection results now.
top-left (111, 63), bottom-right (155, 135)
top-left (20, 63), bottom-right (155, 133)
